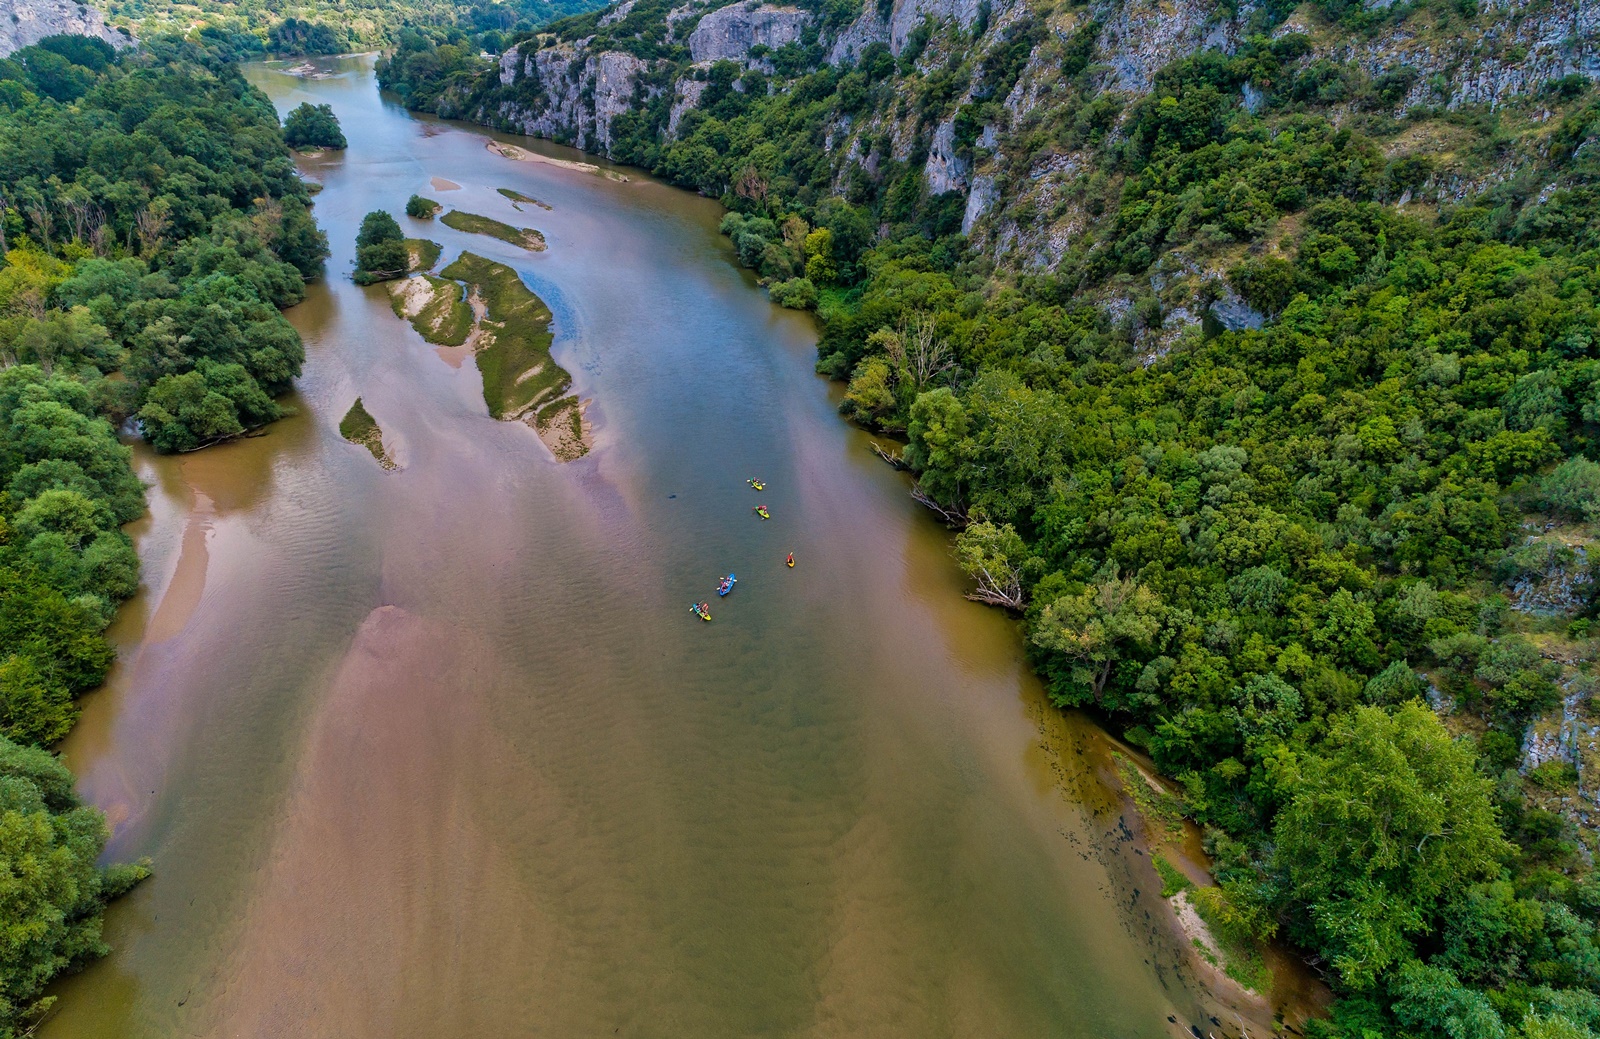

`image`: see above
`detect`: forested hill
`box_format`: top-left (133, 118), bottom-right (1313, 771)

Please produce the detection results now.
top-left (382, 0), bottom-right (1600, 1034)
top-left (90, 0), bottom-right (615, 58)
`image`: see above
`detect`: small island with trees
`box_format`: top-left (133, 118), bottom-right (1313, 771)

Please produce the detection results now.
top-left (283, 101), bottom-right (347, 151)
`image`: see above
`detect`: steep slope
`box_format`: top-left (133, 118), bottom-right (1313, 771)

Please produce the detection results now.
top-left (0, 0), bottom-right (129, 55)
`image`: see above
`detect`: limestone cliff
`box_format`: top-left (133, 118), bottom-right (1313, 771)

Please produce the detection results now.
top-left (0, 0), bottom-right (129, 56)
top-left (470, 0), bottom-right (1594, 328)
top-left (483, 0), bottom-right (1594, 227)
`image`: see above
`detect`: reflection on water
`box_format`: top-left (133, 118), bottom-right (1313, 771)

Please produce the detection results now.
top-left (43, 55), bottom-right (1248, 1039)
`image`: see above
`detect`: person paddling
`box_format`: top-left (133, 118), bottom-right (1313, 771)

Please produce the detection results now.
top-left (786, 553), bottom-right (795, 568)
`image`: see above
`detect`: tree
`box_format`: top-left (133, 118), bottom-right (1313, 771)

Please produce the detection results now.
top-left (282, 102), bottom-right (347, 150)
top-left (267, 18), bottom-right (346, 55)
top-left (1273, 703), bottom-right (1513, 989)
top-left (1032, 572), bottom-right (1163, 704)
top-left (955, 520), bottom-right (1030, 609)
top-left (354, 211), bottom-right (407, 282)
top-left (405, 195), bottom-right (439, 219)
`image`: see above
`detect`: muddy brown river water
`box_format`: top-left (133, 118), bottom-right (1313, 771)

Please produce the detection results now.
top-left (41, 55), bottom-right (1256, 1039)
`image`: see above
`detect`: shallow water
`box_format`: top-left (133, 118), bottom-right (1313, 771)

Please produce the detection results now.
top-left (43, 55), bottom-right (1224, 1038)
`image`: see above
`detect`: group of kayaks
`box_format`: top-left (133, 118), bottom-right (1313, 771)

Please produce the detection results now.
top-left (689, 478), bottom-right (793, 622)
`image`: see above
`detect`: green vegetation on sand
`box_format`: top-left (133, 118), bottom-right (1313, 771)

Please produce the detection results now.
top-left (406, 195), bottom-right (442, 219)
top-left (388, 273), bottom-right (473, 347)
top-left (404, 238), bottom-right (442, 272)
top-left (437, 252), bottom-right (587, 458)
top-left (441, 210), bottom-right (546, 252)
top-left (496, 187), bottom-right (552, 210)
top-left (438, 252), bottom-right (563, 417)
top-left (339, 398), bottom-right (395, 469)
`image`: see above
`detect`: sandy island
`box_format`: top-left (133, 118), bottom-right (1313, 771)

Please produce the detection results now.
top-left (486, 141), bottom-right (630, 183)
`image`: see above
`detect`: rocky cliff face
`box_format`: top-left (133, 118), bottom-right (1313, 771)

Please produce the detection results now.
top-left (687, 0), bottom-right (812, 62)
top-left (0, 0), bottom-right (129, 56)
top-left (496, 42), bottom-right (653, 152)
top-left (487, 0), bottom-right (1595, 259)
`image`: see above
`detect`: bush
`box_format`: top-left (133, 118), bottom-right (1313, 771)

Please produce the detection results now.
top-left (1542, 456), bottom-right (1600, 521)
top-left (406, 194), bottom-right (439, 219)
top-left (768, 277), bottom-right (818, 310)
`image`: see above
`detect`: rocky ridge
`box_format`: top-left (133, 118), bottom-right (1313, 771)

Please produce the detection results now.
top-left (0, 0), bottom-right (130, 56)
top-left (488, 0), bottom-right (1595, 257)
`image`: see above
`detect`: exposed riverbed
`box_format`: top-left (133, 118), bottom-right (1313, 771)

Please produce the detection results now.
top-left (41, 55), bottom-right (1277, 1039)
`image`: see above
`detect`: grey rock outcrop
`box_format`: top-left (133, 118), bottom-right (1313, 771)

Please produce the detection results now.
top-left (961, 174), bottom-right (997, 234)
top-left (1209, 288), bottom-right (1266, 332)
top-left (1092, 0), bottom-right (1241, 91)
top-left (667, 75), bottom-right (709, 136)
top-left (688, 1), bottom-right (812, 63)
top-left (924, 117), bottom-right (969, 194)
top-left (496, 43), bottom-right (651, 154)
top-left (0, 0), bottom-right (129, 57)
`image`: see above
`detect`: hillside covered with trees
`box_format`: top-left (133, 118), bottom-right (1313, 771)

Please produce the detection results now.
top-left (0, 33), bottom-right (324, 1034)
top-left (377, 0), bottom-right (1600, 1034)
top-left (91, 0), bottom-right (615, 60)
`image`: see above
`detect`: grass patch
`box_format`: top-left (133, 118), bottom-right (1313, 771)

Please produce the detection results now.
top-left (441, 210), bottom-right (546, 251)
top-left (1189, 886), bottom-right (1273, 993)
top-left (339, 397), bottom-right (394, 469)
top-left (438, 251), bottom-right (568, 420)
top-left (496, 187), bottom-right (552, 210)
top-left (1113, 753), bottom-right (1186, 839)
top-left (1152, 852), bottom-right (1193, 898)
top-left (388, 274), bottom-right (473, 347)
top-left (405, 238), bottom-right (442, 271)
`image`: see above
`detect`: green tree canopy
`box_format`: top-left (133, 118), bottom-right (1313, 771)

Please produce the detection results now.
top-left (1274, 703), bottom-right (1512, 989)
top-left (282, 102), bottom-right (347, 149)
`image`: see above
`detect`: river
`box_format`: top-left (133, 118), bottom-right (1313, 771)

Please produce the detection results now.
top-left (41, 55), bottom-right (1236, 1038)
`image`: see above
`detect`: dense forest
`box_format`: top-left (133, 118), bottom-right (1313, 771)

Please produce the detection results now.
top-left (0, 33), bottom-right (323, 1034)
top-left (382, 2), bottom-right (1600, 1035)
top-left (92, 0), bottom-right (614, 58)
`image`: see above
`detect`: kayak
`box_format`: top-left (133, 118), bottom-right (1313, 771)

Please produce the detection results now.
top-left (747, 478), bottom-right (765, 490)
top-left (690, 602), bottom-right (711, 621)
top-left (786, 553), bottom-right (794, 568)
top-left (754, 505), bottom-right (770, 520)
top-left (717, 573), bottom-right (737, 596)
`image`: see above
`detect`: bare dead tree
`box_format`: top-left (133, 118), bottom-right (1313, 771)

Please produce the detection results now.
top-left (90, 221), bottom-right (111, 258)
top-left (733, 166), bottom-right (769, 206)
top-left (135, 205), bottom-right (170, 256)
top-left (24, 198), bottom-right (51, 251)
top-left (251, 196), bottom-right (283, 249)
top-left (911, 482), bottom-right (968, 528)
top-left (60, 193), bottom-right (93, 244)
top-left (904, 313), bottom-right (956, 390)
top-left (963, 558), bottom-right (1024, 609)
top-left (869, 441), bottom-right (908, 469)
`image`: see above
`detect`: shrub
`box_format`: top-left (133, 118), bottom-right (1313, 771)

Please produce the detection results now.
top-left (768, 277), bottom-right (817, 310)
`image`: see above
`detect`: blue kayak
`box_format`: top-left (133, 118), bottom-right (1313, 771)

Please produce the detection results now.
top-left (717, 573), bottom-right (737, 596)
